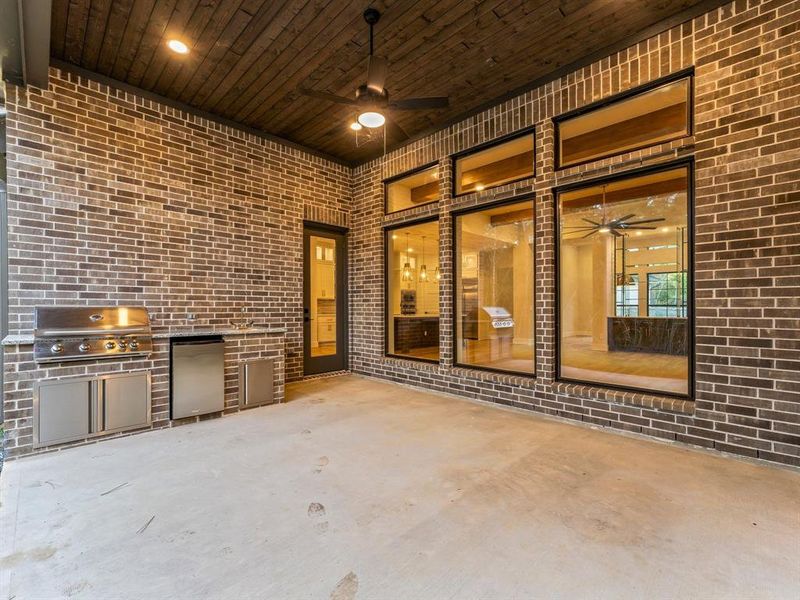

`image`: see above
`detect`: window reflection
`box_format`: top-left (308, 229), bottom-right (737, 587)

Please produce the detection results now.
top-left (386, 220), bottom-right (440, 361)
top-left (455, 200), bottom-right (535, 374)
top-left (558, 166), bottom-right (690, 395)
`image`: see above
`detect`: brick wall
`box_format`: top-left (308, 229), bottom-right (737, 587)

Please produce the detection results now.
top-left (2, 67), bottom-right (349, 456)
top-left (4, 67), bottom-right (351, 382)
top-left (350, 0), bottom-right (800, 467)
top-left (2, 1), bottom-right (798, 466)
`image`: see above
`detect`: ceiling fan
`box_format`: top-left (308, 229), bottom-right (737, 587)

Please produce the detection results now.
top-left (564, 214), bottom-right (667, 238)
top-left (298, 8), bottom-right (449, 132)
top-left (563, 186), bottom-right (665, 237)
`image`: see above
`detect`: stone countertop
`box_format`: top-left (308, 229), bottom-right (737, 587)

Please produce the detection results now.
top-left (2, 326), bottom-right (287, 346)
top-left (152, 326), bottom-right (287, 339)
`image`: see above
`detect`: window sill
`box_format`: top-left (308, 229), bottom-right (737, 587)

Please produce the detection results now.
top-left (552, 380), bottom-right (694, 414)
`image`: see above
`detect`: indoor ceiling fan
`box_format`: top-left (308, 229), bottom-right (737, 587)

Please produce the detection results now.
top-left (563, 186), bottom-right (665, 237)
top-left (564, 214), bottom-right (667, 238)
top-left (298, 8), bottom-right (449, 133)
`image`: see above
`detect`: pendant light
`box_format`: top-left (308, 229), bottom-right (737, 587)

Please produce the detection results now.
top-left (401, 233), bottom-right (413, 282)
top-left (419, 236), bottom-right (428, 282)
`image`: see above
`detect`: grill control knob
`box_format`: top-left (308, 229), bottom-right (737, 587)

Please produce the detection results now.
top-left (51, 342), bottom-right (64, 354)
top-left (79, 341), bottom-right (92, 353)
top-left (105, 341), bottom-right (116, 350)
top-left (128, 340), bottom-right (139, 350)
top-left (118, 340), bottom-right (128, 350)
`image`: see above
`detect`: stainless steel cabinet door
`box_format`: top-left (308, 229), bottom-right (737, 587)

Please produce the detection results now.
top-left (172, 341), bottom-right (225, 419)
top-left (239, 359), bottom-right (274, 408)
top-left (35, 380), bottom-right (91, 446)
top-left (103, 372), bottom-right (150, 432)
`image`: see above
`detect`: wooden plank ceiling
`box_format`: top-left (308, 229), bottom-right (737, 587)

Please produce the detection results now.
top-left (50, 0), bottom-right (713, 164)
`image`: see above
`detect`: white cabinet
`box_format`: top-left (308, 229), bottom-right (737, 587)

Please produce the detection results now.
top-left (318, 316), bottom-right (336, 343)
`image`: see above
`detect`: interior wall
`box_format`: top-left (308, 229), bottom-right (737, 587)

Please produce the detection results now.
top-left (350, 0), bottom-right (800, 467)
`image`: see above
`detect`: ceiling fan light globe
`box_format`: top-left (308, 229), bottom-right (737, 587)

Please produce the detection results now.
top-left (358, 111), bottom-right (385, 128)
top-left (598, 227), bottom-right (611, 234)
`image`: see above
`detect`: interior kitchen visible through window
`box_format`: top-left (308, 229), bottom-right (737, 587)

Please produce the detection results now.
top-left (386, 220), bottom-right (441, 361)
top-left (455, 199), bottom-right (535, 374)
top-left (558, 164), bottom-right (691, 396)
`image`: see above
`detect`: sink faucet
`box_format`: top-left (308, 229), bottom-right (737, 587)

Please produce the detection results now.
top-left (230, 307), bottom-right (254, 330)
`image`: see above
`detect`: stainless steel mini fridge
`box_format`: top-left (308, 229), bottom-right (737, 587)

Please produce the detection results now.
top-left (170, 336), bottom-right (225, 419)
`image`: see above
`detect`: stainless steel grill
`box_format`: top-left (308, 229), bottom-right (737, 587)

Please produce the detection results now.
top-left (33, 306), bottom-right (153, 363)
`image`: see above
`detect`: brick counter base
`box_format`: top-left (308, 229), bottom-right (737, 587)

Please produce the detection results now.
top-left (2, 332), bottom-right (285, 458)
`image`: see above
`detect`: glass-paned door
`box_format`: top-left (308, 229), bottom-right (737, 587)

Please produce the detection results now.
top-left (303, 225), bottom-right (347, 374)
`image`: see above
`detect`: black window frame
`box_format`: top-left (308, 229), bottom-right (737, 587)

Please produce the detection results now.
top-left (553, 157), bottom-right (695, 399)
top-left (553, 68), bottom-right (694, 171)
top-left (383, 161), bottom-right (441, 216)
top-left (383, 215), bottom-right (442, 364)
top-left (451, 194), bottom-right (538, 377)
top-left (451, 126), bottom-right (536, 198)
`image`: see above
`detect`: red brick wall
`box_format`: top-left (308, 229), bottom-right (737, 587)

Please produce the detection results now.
top-left (350, 0), bottom-right (800, 467)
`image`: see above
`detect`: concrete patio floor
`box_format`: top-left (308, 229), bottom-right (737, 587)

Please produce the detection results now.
top-left (1, 374), bottom-right (799, 599)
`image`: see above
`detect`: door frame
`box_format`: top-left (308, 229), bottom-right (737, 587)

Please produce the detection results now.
top-left (303, 221), bottom-right (349, 375)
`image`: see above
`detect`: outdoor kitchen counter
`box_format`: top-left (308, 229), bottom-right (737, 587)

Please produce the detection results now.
top-left (1, 326), bottom-right (288, 346)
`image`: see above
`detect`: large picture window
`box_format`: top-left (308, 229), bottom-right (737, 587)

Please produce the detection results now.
top-left (454, 199), bottom-right (535, 375)
top-left (557, 163), bottom-right (692, 396)
top-left (386, 219), bottom-right (440, 362)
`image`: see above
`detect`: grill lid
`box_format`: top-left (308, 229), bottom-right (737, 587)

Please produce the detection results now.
top-left (34, 306), bottom-right (152, 338)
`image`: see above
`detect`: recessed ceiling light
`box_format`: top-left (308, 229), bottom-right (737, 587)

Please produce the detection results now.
top-left (350, 121), bottom-right (363, 131)
top-left (635, 231), bottom-right (643, 236)
top-left (167, 39), bottom-right (190, 55)
top-left (661, 226), bottom-right (670, 232)
top-left (475, 184), bottom-right (485, 191)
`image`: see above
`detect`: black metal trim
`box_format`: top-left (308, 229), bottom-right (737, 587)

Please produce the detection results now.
top-left (383, 161), bottom-right (441, 215)
top-left (383, 215), bottom-right (441, 364)
top-left (450, 126), bottom-right (537, 198)
top-left (553, 68), bottom-right (695, 170)
top-left (450, 193), bottom-right (538, 378)
top-left (552, 157), bottom-right (695, 400)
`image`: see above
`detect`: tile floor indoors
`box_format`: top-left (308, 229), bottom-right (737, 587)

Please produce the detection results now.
top-left (1, 374), bottom-right (798, 599)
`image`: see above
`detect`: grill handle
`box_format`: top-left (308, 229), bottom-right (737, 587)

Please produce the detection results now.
top-left (35, 326), bottom-right (149, 337)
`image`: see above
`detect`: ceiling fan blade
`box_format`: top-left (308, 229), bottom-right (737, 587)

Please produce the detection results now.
top-left (367, 55), bottom-right (387, 93)
top-left (582, 218), bottom-right (601, 226)
top-left (610, 214), bottom-right (637, 224)
top-left (298, 88), bottom-right (355, 105)
top-left (384, 114), bottom-right (409, 143)
top-left (621, 218), bottom-right (666, 226)
top-left (389, 96), bottom-right (449, 110)
top-left (582, 230), bottom-right (598, 238)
